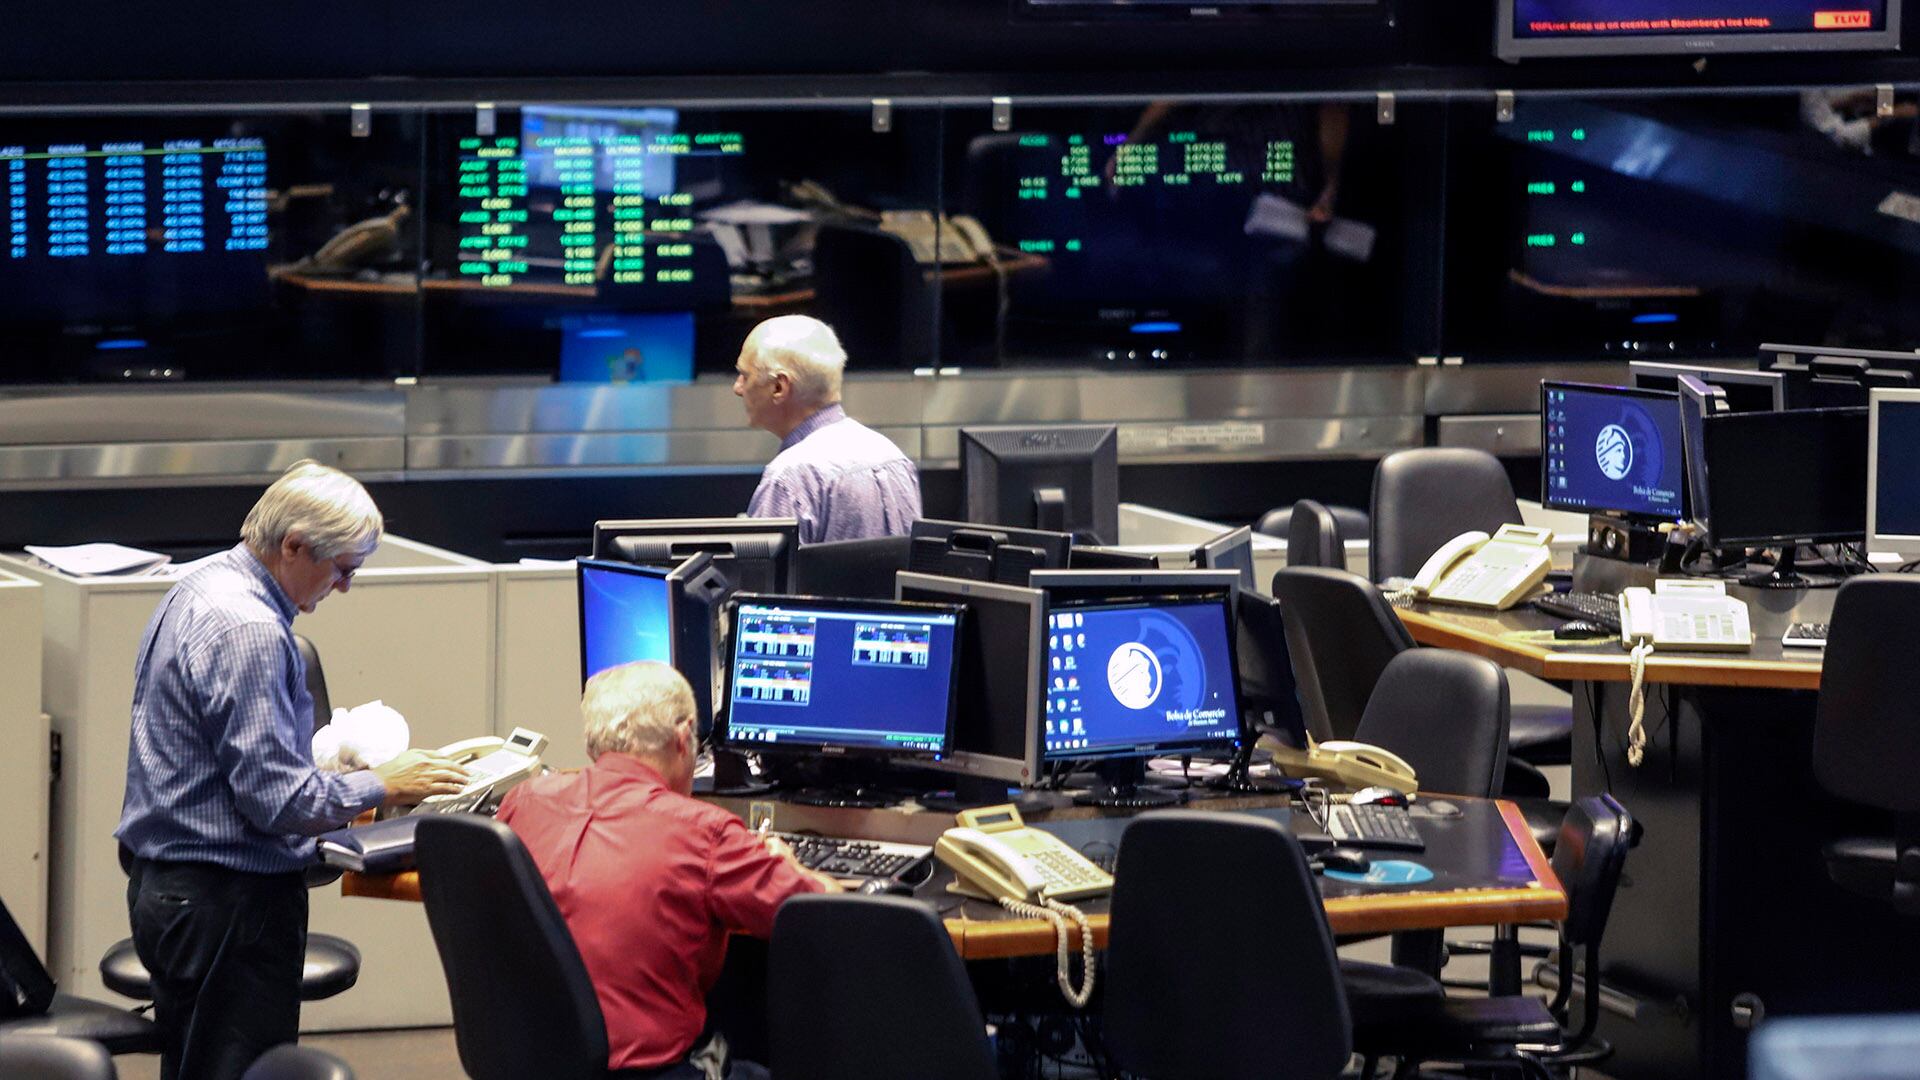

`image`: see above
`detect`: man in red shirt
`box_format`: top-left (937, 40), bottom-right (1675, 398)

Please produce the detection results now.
top-left (499, 661), bottom-right (839, 1079)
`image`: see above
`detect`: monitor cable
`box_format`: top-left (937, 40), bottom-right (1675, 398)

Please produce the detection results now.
top-left (1626, 640), bottom-right (1654, 767)
top-left (997, 895), bottom-right (1096, 1008)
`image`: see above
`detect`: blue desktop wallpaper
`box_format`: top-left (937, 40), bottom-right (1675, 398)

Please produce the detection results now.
top-left (1876, 402), bottom-right (1920, 538)
top-left (1544, 385), bottom-right (1685, 520)
top-left (1044, 598), bottom-right (1239, 759)
top-left (580, 563), bottom-right (674, 679)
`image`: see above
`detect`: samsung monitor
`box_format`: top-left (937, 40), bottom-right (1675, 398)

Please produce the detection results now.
top-left (720, 595), bottom-right (963, 763)
top-left (577, 554), bottom-right (728, 736)
top-left (960, 424), bottom-right (1120, 545)
top-left (1700, 406), bottom-right (1869, 584)
top-left (592, 517), bottom-right (798, 594)
top-left (895, 573), bottom-right (1047, 791)
top-left (1541, 382), bottom-right (1687, 521)
top-left (1630, 361), bottom-right (1786, 413)
top-left (906, 518), bottom-right (1072, 587)
top-left (1498, 0), bottom-right (1901, 60)
top-left (1192, 525), bottom-right (1258, 593)
top-left (1868, 388), bottom-right (1920, 551)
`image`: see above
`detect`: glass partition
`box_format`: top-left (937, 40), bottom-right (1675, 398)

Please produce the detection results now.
top-left (1441, 89), bottom-right (1920, 362)
top-left (417, 102), bottom-right (943, 380)
top-left (0, 107), bottom-right (423, 384)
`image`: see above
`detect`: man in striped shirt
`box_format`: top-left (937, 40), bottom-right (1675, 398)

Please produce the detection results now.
top-left (116, 461), bottom-right (470, 1080)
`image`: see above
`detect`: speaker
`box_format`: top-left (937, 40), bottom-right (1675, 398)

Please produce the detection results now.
top-left (1587, 515), bottom-right (1666, 564)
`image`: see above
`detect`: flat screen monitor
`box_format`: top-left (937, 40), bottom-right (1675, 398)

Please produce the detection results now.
top-left (578, 555), bottom-right (727, 736)
top-left (1041, 593), bottom-right (1242, 762)
top-left (1233, 591), bottom-right (1308, 746)
top-left (593, 517), bottom-right (798, 594)
top-left (1869, 389), bottom-right (1920, 549)
top-left (1763, 342), bottom-right (1920, 372)
top-left (906, 518), bottom-right (1072, 587)
top-left (720, 595), bottom-right (963, 761)
top-left (1028, 568), bottom-right (1243, 606)
top-left (1068, 545), bottom-right (1160, 570)
top-left (1541, 381), bottom-right (1687, 521)
top-left (1678, 374), bottom-right (1730, 536)
top-left (1193, 525), bottom-right (1258, 593)
top-left (1498, 0), bottom-right (1901, 59)
top-left (1630, 361), bottom-right (1786, 413)
top-left (1699, 406), bottom-right (1869, 546)
top-left (792, 535), bottom-right (913, 601)
top-left (895, 573), bottom-right (1046, 786)
top-left (960, 424), bottom-right (1119, 545)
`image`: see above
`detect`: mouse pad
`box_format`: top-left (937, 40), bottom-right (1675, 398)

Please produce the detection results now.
top-left (1324, 860), bottom-right (1435, 885)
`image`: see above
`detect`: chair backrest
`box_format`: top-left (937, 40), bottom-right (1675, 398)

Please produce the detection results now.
top-left (770, 894), bottom-right (996, 1080)
top-left (240, 1044), bottom-right (356, 1080)
top-left (1550, 793), bottom-right (1634, 949)
top-left (414, 815), bottom-right (609, 1080)
top-left (0, 894), bottom-right (56, 1019)
top-left (293, 634), bottom-right (330, 729)
top-left (1267, 566), bottom-right (1416, 742)
top-left (1370, 448), bottom-right (1523, 583)
top-left (1105, 812), bottom-right (1352, 1080)
top-left (0, 1035), bottom-right (115, 1080)
top-left (1255, 506), bottom-right (1291, 539)
top-left (1813, 577), bottom-right (1920, 814)
top-left (1286, 499), bottom-right (1346, 569)
top-left (792, 534), bottom-right (914, 601)
top-left (1353, 648), bottom-right (1510, 798)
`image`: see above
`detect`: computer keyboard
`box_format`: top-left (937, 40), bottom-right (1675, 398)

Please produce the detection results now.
top-left (777, 833), bottom-right (933, 884)
top-left (1533, 591), bottom-right (1622, 633)
top-left (1782, 622), bottom-right (1829, 648)
top-left (1326, 803), bottom-right (1426, 852)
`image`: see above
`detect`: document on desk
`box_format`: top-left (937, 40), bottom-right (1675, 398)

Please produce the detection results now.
top-left (25, 543), bottom-right (170, 577)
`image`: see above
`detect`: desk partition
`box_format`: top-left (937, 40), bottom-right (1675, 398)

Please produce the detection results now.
top-left (0, 570), bottom-right (47, 956)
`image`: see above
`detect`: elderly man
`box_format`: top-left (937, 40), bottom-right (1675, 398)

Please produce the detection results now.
top-left (116, 461), bottom-right (470, 1080)
top-left (734, 314), bottom-right (922, 544)
top-left (499, 661), bottom-right (840, 1079)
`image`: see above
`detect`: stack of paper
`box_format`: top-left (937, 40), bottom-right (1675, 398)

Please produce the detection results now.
top-left (24, 543), bottom-right (171, 577)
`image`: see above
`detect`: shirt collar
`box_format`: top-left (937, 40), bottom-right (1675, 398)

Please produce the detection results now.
top-left (229, 542), bottom-right (299, 624)
top-left (779, 403), bottom-right (847, 452)
top-left (592, 752), bottom-right (672, 789)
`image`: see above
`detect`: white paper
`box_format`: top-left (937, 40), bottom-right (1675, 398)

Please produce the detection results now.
top-left (1243, 192), bottom-right (1311, 243)
top-left (1324, 216), bottom-right (1378, 263)
top-left (25, 542), bottom-right (171, 577)
top-left (698, 200), bottom-right (812, 226)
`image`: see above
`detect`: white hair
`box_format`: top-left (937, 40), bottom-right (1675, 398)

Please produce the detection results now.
top-left (240, 460), bottom-right (384, 561)
top-left (741, 315), bottom-right (846, 406)
top-left (582, 661), bottom-right (697, 761)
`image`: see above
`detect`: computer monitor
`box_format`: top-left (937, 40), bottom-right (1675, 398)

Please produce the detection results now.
top-left (577, 554), bottom-right (729, 735)
top-left (1498, 0), bottom-right (1901, 60)
top-left (1699, 407), bottom-right (1869, 584)
top-left (906, 518), bottom-right (1072, 587)
top-left (1541, 382), bottom-right (1686, 522)
top-left (592, 517), bottom-right (798, 594)
top-left (1028, 568), bottom-right (1242, 606)
top-left (720, 595), bottom-right (963, 764)
top-left (1068, 545), bottom-right (1160, 570)
top-left (1763, 343), bottom-right (1920, 408)
top-left (792, 535), bottom-right (913, 601)
top-left (1043, 591), bottom-right (1243, 806)
top-left (1192, 525), bottom-right (1257, 594)
top-left (1677, 375), bottom-right (1730, 538)
top-left (894, 573), bottom-right (1046, 792)
top-left (1630, 361), bottom-right (1786, 414)
top-left (960, 424), bottom-right (1120, 545)
top-left (1868, 389), bottom-right (1920, 551)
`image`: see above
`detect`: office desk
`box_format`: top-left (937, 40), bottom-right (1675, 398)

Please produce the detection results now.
top-left (343, 794), bottom-right (1563, 960)
top-left (1397, 589), bottom-right (1920, 1080)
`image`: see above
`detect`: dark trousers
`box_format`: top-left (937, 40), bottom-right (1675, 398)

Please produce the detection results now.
top-left (126, 857), bottom-right (307, 1080)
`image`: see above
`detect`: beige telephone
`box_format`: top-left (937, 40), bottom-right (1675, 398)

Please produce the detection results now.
top-left (1258, 734), bottom-right (1418, 794)
top-left (878, 210), bottom-right (997, 266)
top-left (1402, 524), bottom-right (1555, 611)
top-left (1617, 581), bottom-right (1751, 767)
top-left (412, 727), bottom-right (550, 815)
top-left (936, 804), bottom-right (1113, 904)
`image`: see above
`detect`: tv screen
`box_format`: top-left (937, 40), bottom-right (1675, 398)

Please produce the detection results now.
top-left (1500, 0), bottom-right (1900, 58)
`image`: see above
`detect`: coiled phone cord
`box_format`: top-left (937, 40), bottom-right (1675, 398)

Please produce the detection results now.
top-left (998, 895), bottom-right (1096, 1008)
top-left (1626, 641), bottom-right (1654, 767)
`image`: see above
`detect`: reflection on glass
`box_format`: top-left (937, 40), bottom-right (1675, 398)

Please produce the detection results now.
top-left (0, 112), bottom-right (421, 384)
top-left (941, 100), bottom-right (1412, 368)
top-left (421, 105), bottom-right (942, 379)
top-left (1444, 92), bottom-right (1920, 362)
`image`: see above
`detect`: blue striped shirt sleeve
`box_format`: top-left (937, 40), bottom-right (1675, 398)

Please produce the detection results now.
top-left (195, 622), bottom-right (386, 836)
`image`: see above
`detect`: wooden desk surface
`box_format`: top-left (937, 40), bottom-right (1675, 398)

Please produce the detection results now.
top-left (344, 795), bottom-right (1564, 960)
top-left (1397, 590), bottom-right (1828, 691)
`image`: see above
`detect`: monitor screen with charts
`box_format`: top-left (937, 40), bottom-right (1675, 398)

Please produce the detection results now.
top-left (1042, 594), bottom-right (1241, 761)
top-left (723, 596), bottom-right (963, 759)
top-left (1542, 381), bottom-right (1686, 521)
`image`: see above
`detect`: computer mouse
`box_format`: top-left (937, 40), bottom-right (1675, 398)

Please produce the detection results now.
top-left (1351, 786), bottom-right (1411, 807)
top-left (856, 878), bottom-right (913, 897)
top-left (1421, 799), bottom-right (1462, 818)
top-left (1318, 847), bottom-right (1372, 874)
top-left (1554, 620), bottom-right (1616, 641)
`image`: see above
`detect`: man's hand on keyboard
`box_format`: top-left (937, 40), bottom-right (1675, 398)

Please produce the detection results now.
top-left (764, 834), bottom-right (846, 893)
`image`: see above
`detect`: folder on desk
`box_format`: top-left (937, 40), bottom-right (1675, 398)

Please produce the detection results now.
top-left (317, 815), bottom-right (424, 874)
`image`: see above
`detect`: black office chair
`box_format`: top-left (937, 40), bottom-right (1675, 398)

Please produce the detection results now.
top-left (770, 895), bottom-right (995, 1080)
top-left (811, 222), bottom-right (937, 369)
top-left (1353, 648), bottom-right (1509, 800)
top-left (415, 814), bottom-right (610, 1080)
top-left (0, 898), bottom-right (158, 1057)
top-left (1287, 499), bottom-right (1346, 569)
top-left (240, 1044), bottom-right (356, 1080)
top-left (1812, 577), bottom-right (1920, 914)
top-left (1369, 448), bottom-right (1572, 770)
top-left (102, 633), bottom-right (360, 1005)
top-left (0, 1035), bottom-right (117, 1080)
top-left (792, 534), bottom-right (914, 600)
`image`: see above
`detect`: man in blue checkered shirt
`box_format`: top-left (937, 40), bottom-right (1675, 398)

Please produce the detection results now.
top-left (116, 461), bottom-right (470, 1080)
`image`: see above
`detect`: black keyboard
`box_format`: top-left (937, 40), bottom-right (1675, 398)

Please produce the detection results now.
top-left (1533, 591), bottom-right (1621, 633)
top-left (777, 833), bottom-right (933, 883)
top-left (1327, 803), bottom-right (1426, 852)
top-left (1782, 622), bottom-right (1829, 648)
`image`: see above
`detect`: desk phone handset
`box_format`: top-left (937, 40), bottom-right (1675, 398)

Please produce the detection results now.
top-left (1618, 582), bottom-right (1752, 767)
top-left (936, 805), bottom-right (1108, 1008)
top-left (412, 727), bottom-right (550, 815)
top-left (1261, 736), bottom-right (1418, 795)
top-left (1399, 525), bottom-right (1555, 612)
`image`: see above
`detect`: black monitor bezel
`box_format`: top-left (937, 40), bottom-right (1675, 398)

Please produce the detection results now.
top-left (958, 423), bottom-right (1120, 545)
top-left (1496, 0), bottom-right (1902, 60)
top-left (894, 571), bottom-right (1047, 786)
top-left (591, 516), bottom-right (799, 593)
top-left (717, 592), bottom-right (966, 764)
top-left (1539, 379), bottom-right (1688, 523)
top-left (1698, 406), bottom-right (1870, 546)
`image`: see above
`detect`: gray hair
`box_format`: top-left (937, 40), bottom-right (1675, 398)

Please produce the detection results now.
top-left (240, 460), bottom-right (384, 561)
top-left (582, 661), bottom-right (696, 761)
top-left (741, 315), bottom-right (846, 406)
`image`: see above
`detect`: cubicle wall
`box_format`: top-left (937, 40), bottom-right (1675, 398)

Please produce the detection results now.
top-left (0, 571), bottom-right (48, 956)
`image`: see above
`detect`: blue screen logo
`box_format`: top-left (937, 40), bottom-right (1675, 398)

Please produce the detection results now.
top-left (1595, 424), bottom-right (1634, 481)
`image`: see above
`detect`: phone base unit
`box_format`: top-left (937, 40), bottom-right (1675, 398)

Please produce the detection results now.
top-left (412, 727), bottom-right (551, 815)
top-left (1406, 524), bottom-right (1555, 612)
top-left (1258, 735), bottom-right (1419, 794)
top-left (1619, 581), bottom-right (1752, 651)
top-left (935, 804), bottom-right (1114, 904)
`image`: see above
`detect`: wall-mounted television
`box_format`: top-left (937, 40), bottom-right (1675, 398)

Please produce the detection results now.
top-left (1499, 0), bottom-right (1901, 59)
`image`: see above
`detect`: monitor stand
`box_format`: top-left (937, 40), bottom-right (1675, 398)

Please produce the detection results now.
top-left (695, 749), bottom-right (778, 797)
top-left (1198, 740), bottom-right (1303, 797)
top-left (1071, 758), bottom-right (1188, 809)
top-left (918, 775), bottom-right (1053, 816)
top-left (1033, 487), bottom-right (1067, 534)
top-left (781, 758), bottom-right (907, 810)
top-left (1739, 546), bottom-right (1843, 590)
